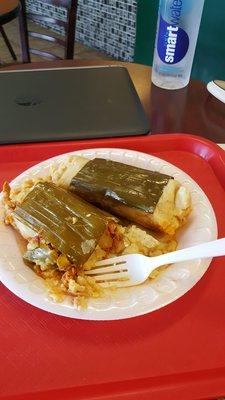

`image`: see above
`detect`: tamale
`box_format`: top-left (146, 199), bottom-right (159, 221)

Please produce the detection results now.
top-left (70, 158), bottom-right (171, 213)
top-left (3, 179), bottom-right (178, 305)
top-left (51, 156), bottom-right (192, 235)
top-left (13, 182), bottom-right (114, 266)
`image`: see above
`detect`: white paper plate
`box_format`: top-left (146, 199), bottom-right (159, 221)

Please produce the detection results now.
top-left (0, 148), bottom-right (217, 320)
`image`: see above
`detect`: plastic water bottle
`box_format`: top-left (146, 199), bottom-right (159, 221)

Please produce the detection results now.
top-left (152, 0), bottom-right (205, 90)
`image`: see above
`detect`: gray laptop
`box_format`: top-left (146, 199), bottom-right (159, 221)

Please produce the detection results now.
top-left (0, 66), bottom-right (150, 144)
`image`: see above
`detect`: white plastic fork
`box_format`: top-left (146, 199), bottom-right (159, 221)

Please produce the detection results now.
top-left (84, 238), bottom-right (225, 288)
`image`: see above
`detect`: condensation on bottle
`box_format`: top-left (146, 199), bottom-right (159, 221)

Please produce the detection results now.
top-left (152, 0), bottom-right (205, 90)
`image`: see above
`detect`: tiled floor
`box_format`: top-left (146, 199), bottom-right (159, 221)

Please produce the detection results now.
top-left (0, 18), bottom-right (114, 65)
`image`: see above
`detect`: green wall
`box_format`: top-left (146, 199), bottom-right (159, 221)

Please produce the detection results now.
top-left (134, 0), bottom-right (225, 83)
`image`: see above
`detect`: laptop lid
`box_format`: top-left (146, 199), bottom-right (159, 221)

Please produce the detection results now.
top-left (0, 66), bottom-right (150, 144)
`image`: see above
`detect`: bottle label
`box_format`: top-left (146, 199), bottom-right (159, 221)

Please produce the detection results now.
top-left (157, 12), bottom-right (189, 65)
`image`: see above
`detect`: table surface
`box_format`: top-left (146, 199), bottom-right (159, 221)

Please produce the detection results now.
top-left (2, 59), bottom-right (225, 143)
top-left (0, 0), bottom-right (19, 16)
top-left (0, 0), bottom-right (20, 25)
top-left (1, 60), bottom-right (225, 399)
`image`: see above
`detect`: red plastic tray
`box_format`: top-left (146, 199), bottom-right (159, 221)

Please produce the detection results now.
top-left (0, 134), bottom-right (225, 400)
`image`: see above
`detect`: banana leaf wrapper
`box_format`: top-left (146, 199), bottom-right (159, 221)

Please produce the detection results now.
top-left (69, 158), bottom-right (172, 222)
top-left (13, 182), bottom-right (114, 266)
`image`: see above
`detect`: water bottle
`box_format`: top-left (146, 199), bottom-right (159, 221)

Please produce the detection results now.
top-left (152, 0), bottom-right (205, 90)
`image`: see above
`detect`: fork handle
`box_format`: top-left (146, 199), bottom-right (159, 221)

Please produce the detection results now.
top-left (153, 237), bottom-right (225, 267)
